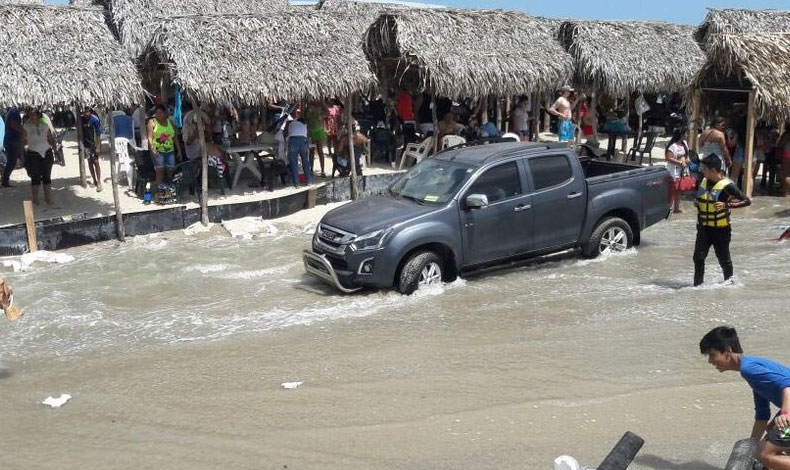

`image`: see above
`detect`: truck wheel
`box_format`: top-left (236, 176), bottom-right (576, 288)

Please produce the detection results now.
top-left (397, 251), bottom-right (444, 295)
top-left (583, 217), bottom-right (634, 258)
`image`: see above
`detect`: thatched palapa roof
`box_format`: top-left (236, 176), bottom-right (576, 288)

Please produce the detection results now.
top-left (364, 8), bottom-right (573, 98)
top-left (689, 33), bottom-right (790, 123)
top-left (147, 11), bottom-right (377, 104)
top-left (558, 20), bottom-right (705, 96)
top-left (109, 0), bottom-right (290, 58)
top-left (0, 4), bottom-right (141, 107)
top-left (695, 8), bottom-right (790, 44)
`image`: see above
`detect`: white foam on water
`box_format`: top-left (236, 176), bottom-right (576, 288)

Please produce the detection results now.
top-left (183, 264), bottom-right (231, 274)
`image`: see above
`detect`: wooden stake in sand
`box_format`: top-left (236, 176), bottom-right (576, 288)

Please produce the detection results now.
top-left (744, 90), bottom-right (756, 198)
top-left (107, 111), bottom-right (126, 242)
top-left (23, 200), bottom-right (37, 253)
top-left (191, 98), bottom-right (209, 226)
top-left (431, 93), bottom-right (439, 154)
top-left (346, 93), bottom-right (359, 201)
top-left (74, 105), bottom-right (87, 188)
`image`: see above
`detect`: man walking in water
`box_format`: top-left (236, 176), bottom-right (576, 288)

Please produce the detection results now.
top-left (699, 326), bottom-right (790, 470)
top-left (548, 86), bottom-right (576, 143)
top-left (693, 154), bottom-right (750, 286)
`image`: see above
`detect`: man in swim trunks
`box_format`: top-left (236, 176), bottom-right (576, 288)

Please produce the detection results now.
top-left (549, 86), bottom-right (576, 143)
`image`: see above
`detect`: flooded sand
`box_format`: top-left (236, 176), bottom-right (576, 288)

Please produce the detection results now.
top-left (1, 198), bottom-right (789, 470)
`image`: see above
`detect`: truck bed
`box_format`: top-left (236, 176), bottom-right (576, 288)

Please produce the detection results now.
top-left (580, 158), bottom-right (668, 184)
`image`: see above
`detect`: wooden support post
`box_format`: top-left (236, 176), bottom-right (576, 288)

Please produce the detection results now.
top-left (431, 93), bottom-right (438, 154)
top-left (504, 95), bottom-right (511, 132)
top-left (689, 89), bottom-right (701, 153)
top-left (597, 432), bottom-right (645, 470)
top-left (107, 111), bottom-right (125, 242)
top-left (744, 90), bottom-right (756, 197)
top-left (191, 98), bottom-right (209, 226)
top-left (23, 201), bottom-right (37, 253)
top-left (496, 96), bottom-right (503, 132)
top-left (480, 95), bottom-right (488, 124)
top-left (543, 94), bottom-right (551, 134)
top-left (725, 439), bottom-right (758, 470)
top-left (75, 105), bottom-right (87, 188)
top-left (530, 93), bottom-right (539, 141)
top-left (347, 93), bottom-right (359, 201)
top-left (306, 187), bottom-right (317, 209)
top-left (621, 95), bottom-right (630, 155)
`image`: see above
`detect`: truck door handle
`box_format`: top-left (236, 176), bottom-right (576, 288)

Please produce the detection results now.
top-left (567, 192), bottom-right (582, 199)
top-left (514, 204), bottom-right (531, 212)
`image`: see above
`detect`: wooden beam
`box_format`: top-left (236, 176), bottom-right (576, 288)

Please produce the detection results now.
top-left (431, 93), bottom-right (438, 154)
top-left (347, 93), bottom-right (359, 200)
top-left (530, 93), bottom-right (539, 141)
top-left (496, 96), bottom-right (502, 132)
top-left (543, 94), bottom-right (551, 134)
top-left (504, 95), bottom-right (511, 133)
top-left (689, 89), bottom-right (701, 153)
top-left (193, 99), bottom-right (210, 226)
top-left (107, 111), bottom-right (126, 242)
top-left (74, 105), bottom-right (87, 188)
top-left (23, 200), bottom-right (37, 253)
top-left (621, 95), bottom-right (630, 155)
top-left (744, 90), bottom-right (756, 197)
top-left (480, 95), bottom-right (488, 124)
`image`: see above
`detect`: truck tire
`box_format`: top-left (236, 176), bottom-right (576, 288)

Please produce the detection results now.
top-left (582, 217), bottom-right (634, 258)
top-left (397, 251), bottom-right (444, 295)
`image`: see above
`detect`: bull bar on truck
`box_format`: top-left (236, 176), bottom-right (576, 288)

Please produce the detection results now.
top-left (302, 250), bottom-right (361, 293)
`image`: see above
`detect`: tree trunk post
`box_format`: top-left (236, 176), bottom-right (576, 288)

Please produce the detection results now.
top-left (347, 93), bottom-right (359, 200)
top-left (744, 90), bottom-right (756, 198)
top-left (431, 93), bottom-right (439, 154)
top-left (75, 104), bottom-right (87, 188)
top-left (107, 110), bottom-right (125, 242)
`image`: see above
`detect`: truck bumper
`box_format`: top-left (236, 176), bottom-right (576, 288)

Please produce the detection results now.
top-left (302, 250), bottom-right (361, 293)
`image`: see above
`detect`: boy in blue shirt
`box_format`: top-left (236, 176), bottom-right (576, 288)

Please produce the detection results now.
top-left (700, 326), bottom-right (790, 470)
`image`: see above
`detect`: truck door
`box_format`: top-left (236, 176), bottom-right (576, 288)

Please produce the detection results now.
top-left (459, 161), bottom-right (533, 266)
top-left (526, 154), bottom-right (586, 250)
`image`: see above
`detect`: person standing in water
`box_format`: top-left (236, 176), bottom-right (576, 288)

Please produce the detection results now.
top-left (699, 326), bottom-right (790, 470)
top-left (692, 154), bottom-right (750, 286)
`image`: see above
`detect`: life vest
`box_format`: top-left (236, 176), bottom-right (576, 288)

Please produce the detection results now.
top-left (696, 177), bottom-right (732, 228)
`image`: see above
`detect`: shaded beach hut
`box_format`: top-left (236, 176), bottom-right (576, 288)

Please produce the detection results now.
top-left (0, 3), bottom-right (142, 243)
top-left (364, 8), bottom-right (573, 99)
top-left (0, 4), bottom-right (141, 108)
top-left (145, 11), bottom-right (377, 105)
top-left (688, 8), bottom-right (790, 196)
top-left (364, 8), bottom-right (573, 144)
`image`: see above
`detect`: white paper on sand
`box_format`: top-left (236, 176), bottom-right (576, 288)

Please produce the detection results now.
top-left (281, 381), bottom-right (303, 389)
top-left (222, 217), bottom-right (279, 239)
top-left (42, 393), bottom-right (72, 408)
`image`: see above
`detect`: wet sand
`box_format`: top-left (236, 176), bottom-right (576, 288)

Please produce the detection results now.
top-left (1, 197), bottom-right (789, 469)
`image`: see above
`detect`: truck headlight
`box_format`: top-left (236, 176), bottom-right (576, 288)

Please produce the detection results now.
top-left (349, 228), bottom-right (393, 252)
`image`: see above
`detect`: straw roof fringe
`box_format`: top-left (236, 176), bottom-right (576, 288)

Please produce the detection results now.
top-left (558, 20), bottom-right (705, 96)
top-left (695, 8), bottom-right (790, 44)
top-left (0, 4), bottom-right (141, 107)
top-left (0, 0), bottom-right (43, 4)
top-left (147, 12), bottom-right (377, 104)
top-left (110, 0), bottom-right (290, 58)
top-left (364, 8), bottom-right (573, 98)
top-left (689, 33), bottom-right (790, 124)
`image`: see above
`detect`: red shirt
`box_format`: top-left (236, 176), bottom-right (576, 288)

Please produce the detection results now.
top-left (396, 91), bottom-right (414, 121)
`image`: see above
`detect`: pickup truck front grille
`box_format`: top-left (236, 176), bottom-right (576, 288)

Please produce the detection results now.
top-left (314, 224), bottom-right (356, 256)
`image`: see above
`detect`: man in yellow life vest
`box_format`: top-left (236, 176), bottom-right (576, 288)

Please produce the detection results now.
top-left (693, 154), bottom-right (751, 286)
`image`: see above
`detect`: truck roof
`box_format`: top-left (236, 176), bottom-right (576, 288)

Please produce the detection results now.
top-left (433, 141), bottom-right (572, 166)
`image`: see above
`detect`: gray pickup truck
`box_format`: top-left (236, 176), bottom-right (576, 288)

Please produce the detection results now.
top-left (303, 141), bottom-right (671, 294)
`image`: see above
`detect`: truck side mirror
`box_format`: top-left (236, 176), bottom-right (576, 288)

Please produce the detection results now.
top-left (465, 194), bottom-right (489, 209)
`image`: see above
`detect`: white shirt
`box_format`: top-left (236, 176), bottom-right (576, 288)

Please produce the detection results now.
top-left (513, 106), bottom-right (530, 131)
top-left (288, 119), bottom-right (308, 138)
top-left (24, 122), bottom-right (52, 157)
top-left (666, 141), bottom-right (688, 178)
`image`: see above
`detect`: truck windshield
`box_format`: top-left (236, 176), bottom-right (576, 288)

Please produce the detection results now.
top-left (389, 159), bottom-right (476, 205)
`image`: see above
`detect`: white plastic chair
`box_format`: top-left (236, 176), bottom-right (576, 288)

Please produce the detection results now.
top-left (441, 135), bottom-right (466, 149)
top-left (114, 137), bottom-right (144, 187)
top-left (501, 132), bottom-right (521, 142)
top-left (398, 136), bottom-right (434, 170)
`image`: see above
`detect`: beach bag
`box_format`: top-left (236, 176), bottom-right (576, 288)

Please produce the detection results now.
top-left (677, 167), bottom-right (696, 192)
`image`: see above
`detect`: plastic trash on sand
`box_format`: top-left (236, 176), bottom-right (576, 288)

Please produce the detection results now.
top-left (554, 455), bottom-right (581, 470)
top-left (42, 393), bottom-right (72, 408)
top-left (281, 381), bottom-right (303, 389)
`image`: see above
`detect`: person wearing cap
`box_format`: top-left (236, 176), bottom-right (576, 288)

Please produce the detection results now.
top-left (549, 86), bottom-right (577, 143)
top-left (81, 107), bottom-right (103, 192)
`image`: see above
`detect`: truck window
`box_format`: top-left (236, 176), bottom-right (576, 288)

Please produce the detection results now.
top-left (528, 155), bottom-right (572, 190)
top-left (467, 162), bottom-right (522, 203)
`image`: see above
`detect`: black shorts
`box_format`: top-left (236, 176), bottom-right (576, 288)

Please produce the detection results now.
top-left (85, 147), bottom-right (98, 161)
top-left (766, 426), bottom-right (790, 447)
